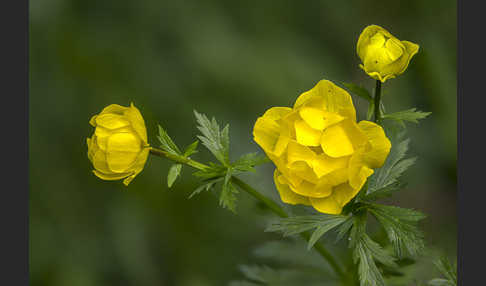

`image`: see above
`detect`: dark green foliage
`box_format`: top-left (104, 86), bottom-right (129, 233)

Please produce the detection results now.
top-left (428, 257), bottom-right (457, 286)
top-left (383, 108), bottom-right (431, 126)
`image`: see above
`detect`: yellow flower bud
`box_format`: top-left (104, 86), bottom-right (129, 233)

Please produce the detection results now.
top-left (357, 25), bottom-right (419, 83)
top-left (253, 80), bottom-right (391, 214)
top-left (87, 103), bottom-right (150, 186)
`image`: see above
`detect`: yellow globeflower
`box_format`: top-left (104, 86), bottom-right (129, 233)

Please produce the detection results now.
top-left (87, 103), bottom-right (150, 186)
top-left (253, 80), bottom-right (391, 214)
top-left (357, 25), bottom-right (419, 83)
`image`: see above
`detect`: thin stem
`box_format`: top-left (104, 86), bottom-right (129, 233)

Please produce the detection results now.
top-left (374, 80), bottom-right (382, 123)
top-left (149, 147), bottom-right (346, 280)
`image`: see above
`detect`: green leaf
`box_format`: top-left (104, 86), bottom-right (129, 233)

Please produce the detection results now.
top-left (341, 82), bottom-right (373, 102)
top-left (349, 214), bottom-right (396, 286)
top-left (383, 108), bottom-right (431, 124)
top-left (265, 214), bottom-right (349, 249)
top-left (183, 140), bottom-right (199, 157)
top-left (167, 164), bottom-right (182, 188)
top-left (368, 133), bottom-right (415, 194)
top-left (361, 182), bottom-right (406, 202)
top-left (366, 203), bottom-right (426, 258)
top-left (192, 162), bottom-right (227, 179)
top-left (157, 124), bottom-right (182, 155)
top-left (233, 152), bottom-right (269, 173)
top-left (188, 177), bottom-right (223, 199)
top-left (219, 169), bottom-right (238, 213)
top-left (429, 256), bottom-right (457, 286)
top-left (193, 110), bottom-right (230, 165)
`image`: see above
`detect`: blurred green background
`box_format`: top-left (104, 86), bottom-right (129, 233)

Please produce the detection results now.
top-left (30, 0), bottom-right (456, 285)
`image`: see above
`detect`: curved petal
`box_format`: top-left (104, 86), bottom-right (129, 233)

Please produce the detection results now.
top-left (358, 121), bottom-right (391, 168)
top-left (309, 195), bottom-right (342, 215)
top-left (106, 133), bottom-right (141, 173)
top-left (93, 170), bottom-right (131, 181)
top-left (124, 103), bottom-right (148, 143)
top-left (99, 104), bottom-right (129, 116)
top-left (348, 149), bottom-right (374, 190)
top-left (321, 120), bottom-right (366, 158)
top-left (312, 153), bottom-right (350, 178)
top-left (294, 80), bottom-right (356, 121)
top-left (273, 170), bottom-right (311, 205)
top-left (253, 117), bottom-right (282, 155)
top-left (332, 183), bottom-right (360, 207)
top-left (95, 113), bottom-right (131, 130)
top-left (294, 119), bottom-right (321, 146)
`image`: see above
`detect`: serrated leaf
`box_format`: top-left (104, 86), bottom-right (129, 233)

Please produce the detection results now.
top-left (361, 182), bottom-right (406, 202)
top-left (188, 177), bottom-right (223, 199)
top-left (219, 169), bottom-right (238, 212)
top-left (429, 257), bottom-right (457, 286)
top-left (167, 164), bottom-right (182, 188)
top-left (233, 152), bottom-right (269, 172)
top-left (383, 108), bottom-right (431, 124)
top-left (366, 203), bottom-right (425, 258)
top-left (368, 134), bottom-right (415, 194)
top-left (307, 217), bottom-right (348, 250)
top-left (183, 140), bottom-right (199, 157)
top-left (194, 110), bottom-right (230, 165)
top-left (157, 124), bottom-right (182, 155)
top-left (192, 162), bottom-right (227, 179)
top-left (341, 82), bottom-right (373, 102)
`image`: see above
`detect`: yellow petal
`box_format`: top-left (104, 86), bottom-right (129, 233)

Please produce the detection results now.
top-left (124, 103), bottom-right (148, 143)
top-left (261, 107), bottom-right (293, 121)
top-left (287, 140), bottom-right (316, 165)
top-left (348, 149), bottom-right (374, 190)
top-left (106, 133), bottom-right (141, 173)
top-left (93, 170), bottom-right (131, 181)
top-left (287, 179), bottom-right (332, 198)
top-left (312, 153), bottom-right (350, 178)
top-left (294, 119), bottom-right (322, 146)
top-left (92, 149), bottom-right (111, 174)
top-left (298, 107), bottom-right (344, 131)
top-left (309, 196), bottom-right (342, 214)
top-left (385, 38), bottom-right (404, 61)
top-left (358, 121), bottom-right (391, 168)
top-left (253, 117), bottom-right (281, 155)
top-left (273, 170), bottom-right (311, 205)
top-left (89, 115), bottom-right (98, 127)
top-left (99, 104), bottom-right (130, 115)
top-left (95, 113), bottom-right (131, 130)
top-left (294, 80), bottom-right (356, 121)
top-left (332, 183), bottom-right (360, 207)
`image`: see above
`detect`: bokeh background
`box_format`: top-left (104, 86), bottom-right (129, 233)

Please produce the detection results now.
top-left (30, 0), bottom-right (456, 285)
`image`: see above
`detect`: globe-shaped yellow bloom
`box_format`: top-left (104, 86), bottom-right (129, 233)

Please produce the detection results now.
top-left (357, 25), bottom-right (419, 83)
top-left (87, 103), bottom-right (150, 186)
top-left (253, 80), bottom-right (391, 214)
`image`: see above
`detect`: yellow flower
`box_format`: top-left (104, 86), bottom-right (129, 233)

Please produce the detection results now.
top-left (87, 103), bottom-right (150, 186)
top-left (253, 80), bottom-right (391, 214)
top-left (357, 25), bottom-right (419, 83)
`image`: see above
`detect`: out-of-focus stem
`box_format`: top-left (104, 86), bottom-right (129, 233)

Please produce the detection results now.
top-left (374, 80), bottom-right (382, 123)
top-left (149, 147), bottom-right (346, 280)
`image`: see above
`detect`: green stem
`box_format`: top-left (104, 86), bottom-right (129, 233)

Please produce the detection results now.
top-left (149, 147), bottom-right (346, 280)
top-left (374, 80), bottom-right (382, 123)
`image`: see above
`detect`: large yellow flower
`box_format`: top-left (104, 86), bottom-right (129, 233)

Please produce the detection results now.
top-left (357, 25), bottom-right (419, 83)
top-left (87, 103), bottom-right (150, 186)
top-left (253, 80), bottom-right (391, 214)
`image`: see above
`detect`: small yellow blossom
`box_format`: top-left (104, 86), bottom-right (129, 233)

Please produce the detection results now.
top-left (357, 25), bottom-right (419, 83)
top-left (253, 80), bottom-right (391, 214)
top-left (87, 103), bottom-right (150, 186)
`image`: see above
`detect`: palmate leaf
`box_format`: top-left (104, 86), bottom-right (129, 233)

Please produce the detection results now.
top-left (188, 177), bottom-right (223, 199)
top-left (194, 110), bottom-right (230, 165)
top-left (368, 128), bottom-right (415, 194)
top-left (366, 203), bottom-right (426, 258)
top-left (383, 108), bottom-right (431, 125)
top-left (428, 257), bottom-right (457, 286)
top-left (266, 214), bottom-right (349, 249)
top-left (232, 152), bottom-right (269, 172)
top-left (350, 214), bottom-right (397, 286)
top-left (157, 124), bottom-right (182, 155)
top-left (220, 168), bottom-right (238, 213)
